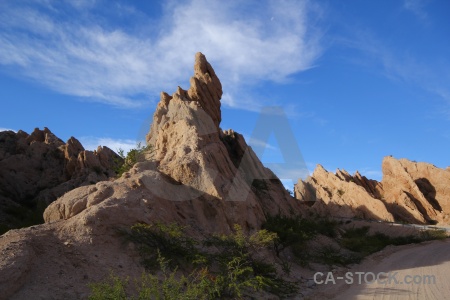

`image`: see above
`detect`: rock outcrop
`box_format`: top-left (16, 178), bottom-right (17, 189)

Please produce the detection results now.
top-left (0, 128), bottom-right (121, 232)
top-left (0, 52), bottom-right (302, 299)
top-left (295, 165), bottom-right (394, 222)
top-left (381, 157), bottom-right (450, 224)
top-left (295, 156), bottom-right (450, 224)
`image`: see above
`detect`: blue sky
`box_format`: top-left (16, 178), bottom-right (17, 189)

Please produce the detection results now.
top-left (1, 0), bottom-right (449, 188)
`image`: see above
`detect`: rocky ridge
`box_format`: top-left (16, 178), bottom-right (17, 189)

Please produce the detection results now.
top-left (295, 156), bottom-right (450, 224)
top-left (0, 52), bottom-right (303, 299)
top-left (0, 128), bottom-right (121, 232)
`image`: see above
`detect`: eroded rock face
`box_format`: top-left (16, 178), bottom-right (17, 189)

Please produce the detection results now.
top-left (295, 165), bottom-right (394, 222)
top-left (0, 128), bottom-right (121, 232)
top-left (381, 157), bottom-right (450, 224)
top-left (0, 52), bottom-right (303, 299)
top-left (295, 156), bottom-right (450, 225)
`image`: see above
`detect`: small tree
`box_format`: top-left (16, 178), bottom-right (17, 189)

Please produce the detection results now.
top-left (115, 143), bottom-right (154, 177)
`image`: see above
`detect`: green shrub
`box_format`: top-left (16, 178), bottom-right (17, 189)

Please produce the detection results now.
top-left (120, 223), bottom-right (297, 299)
top-left (340, 226), bottom-right (389, 255)
top-left (115, 143), bottom-right (154, 177)
top-left (124, 222), bottom-right (203, 270)
top-left (314, 245), bottom-right (362, 266)
top-left (91, 165), bottom-right (103, 175)
top-left (89, 272), bottom-right (128, 300)
top-left (251, 179), bottom-right (268, 192)
top-left (0, 223), bottom-right (10, 235)
top-left (420, 229), bottom-right (448, 241)
top-left (4, 201), bottom-right (46, 229)
top-left (262, 215), bottom-right (338, 257)
top-left (89, 253), bottom-right (218, 300)
top-left (204, 224), bottom-right (297, 297)
top-left (340, 226), bottom-right (446, 257)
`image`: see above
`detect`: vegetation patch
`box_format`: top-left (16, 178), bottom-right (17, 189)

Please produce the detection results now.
top-left (340, 226), bottom-right (447, 257)
top-left (94, 223), bottom-right (298, 299)
top-left (251, 179), bottom-right (268, 192)
top-left (124, 222), bottom-right (202, 270)
top-left (91, 217), bottom-right (448, 299)
top-left (2, 201), bottom-right (46, 231)
top-left (89, 254), bottom-right (219, 300)
top-left (262, 214), bottom-right (338, 257)
top-left (114, 143), bottom-right (154, 177)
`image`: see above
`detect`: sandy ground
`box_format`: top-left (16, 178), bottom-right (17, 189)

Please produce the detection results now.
top-left (309, 238), bottom-right (450, 300)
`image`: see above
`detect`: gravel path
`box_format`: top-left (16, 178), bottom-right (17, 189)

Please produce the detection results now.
top-left (311, 239), bottom-right (450, 300)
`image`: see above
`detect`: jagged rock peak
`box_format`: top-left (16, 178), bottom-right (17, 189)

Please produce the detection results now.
top-left (188, 52), bottom-right (223, 127)
top-left (0, 128), bottom-right (121, 233)
top-left (148, 52), bottom-right (222, 141)
top-left (296, 156), bottom-right (450, 225)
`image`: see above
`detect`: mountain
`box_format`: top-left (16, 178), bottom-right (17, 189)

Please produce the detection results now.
top-left (295, 156), bottom-right (450, 225)
top-left (0, 128), bottom-right (120, 233)
top-left (0, 52), bottom-right (303, 299)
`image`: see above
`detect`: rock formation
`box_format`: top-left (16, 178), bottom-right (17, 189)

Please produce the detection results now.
top-left (295, 165), bottom-right (394, 221)
top-left (295, 156), bottom-right (450, 225)
top-left (381, 157), bottom-right (450, 224)
top-left (0, 52), bottom-right (302, 299)
top-left (0, 127), bottom-right (121, 233)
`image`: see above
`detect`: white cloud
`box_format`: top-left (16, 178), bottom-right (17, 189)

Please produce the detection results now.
top-left (0, 0), bottom-right (323, 109)
top-left (403, 0), bottom-right (429, 22)
top-left (78, 136), bottom-right (139, 154)
top-left (275, 166), bottom-right (311, 181)
top-left (359, 170), bottom-right (383, 181)
top-left (341, 30), bottom-right (450, 105)
top-left (247, 137), bottom-right (278, 151)
top-left (0, 128), bottom-right (16, 132)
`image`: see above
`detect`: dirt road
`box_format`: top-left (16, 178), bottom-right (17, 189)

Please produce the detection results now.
top-left (311, 239), bottom-right (450, 300)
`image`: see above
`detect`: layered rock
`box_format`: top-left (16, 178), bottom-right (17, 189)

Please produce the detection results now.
top-left (0, 52), bottom-right (303, 299)
top-left (0, 128), bottom-right (121, 232)
top-left (295, 165), bottom-right (394, 221)
top-left (381, 157), bottom-right (450, 224)
top-left (295, 156), bottom-right (450, 224)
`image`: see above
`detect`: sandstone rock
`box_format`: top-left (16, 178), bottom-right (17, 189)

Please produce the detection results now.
top-left (295, 156), bottom-right (450, 225)
top-left (381, 157), bottom-right (450, 224)
top-left (0, 52), bottom-right (304, 299)
top-left (0, 128), bottom-right (121, 233)
top-left (295, 165), bottom-right (394, 221)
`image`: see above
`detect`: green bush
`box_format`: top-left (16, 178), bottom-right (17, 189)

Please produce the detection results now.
top-left (116, 223), bottom-right (297, 299)
top-left (4, 201), bottom-right (46, 229)
top-left (124, 222), bottom-right (203, 270)
top-left (419, 229), bottom-right (448, 241)
top-left (0, 223), bottom-right (10, 235)
top-left (89, 272), bottom-right (128, 300)
top-left (115, 143), bottom-right (154, 177)
top-left (340, 226), bottom-right (447, 257)
top-left (89, 253), bottom-right (218, 300)
top-left (251, 179), bottom-right (268, 192)
top-left (314, 245), bottom-right (362, 266)
top-left (203, 225), bottom-right (297, 297)
top-left (262, 215), bottom-right (338, 257)
top-left (340, 226), bottom-right (394, 255)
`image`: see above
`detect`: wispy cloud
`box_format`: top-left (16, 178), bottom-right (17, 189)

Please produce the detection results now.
top-left (247, 137), bottom-right (278, 151)
top-left (340, 29), bottom-right (450, 105)
top-left (348, 168), bottom-right (383, 181)
top-left (78, 136), bottom-right (138, 154)
top-left (0, 128), bottom-right (16, 132)
top-left (403, 0), bottom-right (429, 22)
top-left (0, 0), bottom-right (323, 110)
